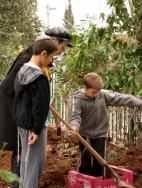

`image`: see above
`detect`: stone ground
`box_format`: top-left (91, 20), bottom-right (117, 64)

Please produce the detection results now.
top-left (0, 123), bottom-right (142, 188)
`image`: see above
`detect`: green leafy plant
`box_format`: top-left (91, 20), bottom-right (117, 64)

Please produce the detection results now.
top-left (107, 150), bottom-right (118, 159)
top-left (0, 143), bottom-right (22, 187)
top-left (57, 142), bottom-right (79, 156)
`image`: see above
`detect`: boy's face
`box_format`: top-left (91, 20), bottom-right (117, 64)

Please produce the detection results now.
top-left (41, 51), bottom-right (57, 66)
top-left (83, 85), bottom-right (100, 98)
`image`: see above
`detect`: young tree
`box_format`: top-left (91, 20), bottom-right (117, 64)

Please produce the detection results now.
top-left (101, 0), bottom-right (142, 94)
top-left (57, 0), bottom-right (142, 95)
top-left (63, 0), bottom-right (75, 31)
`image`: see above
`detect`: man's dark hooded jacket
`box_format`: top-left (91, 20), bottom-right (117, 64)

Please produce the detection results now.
top-left (0, 45), bottom-right (32, 150)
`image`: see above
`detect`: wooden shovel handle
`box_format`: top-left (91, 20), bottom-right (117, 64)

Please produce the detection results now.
top-left (49, 105), bottom-right (107, 166)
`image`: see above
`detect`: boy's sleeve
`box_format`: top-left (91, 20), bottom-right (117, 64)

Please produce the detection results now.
top-left (31, 76), bottom-right (50, 135)
top-left (105, 90), bottom-right (142, 109)
top-left (70, 99), bottom-right (82, 131)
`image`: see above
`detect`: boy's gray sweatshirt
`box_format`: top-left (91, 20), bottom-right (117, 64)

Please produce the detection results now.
top-left (70, 89), bottom-right (142, 139)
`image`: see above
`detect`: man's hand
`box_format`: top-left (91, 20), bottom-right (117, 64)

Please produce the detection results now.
top-left (28, 132), bottom-right (38, 146)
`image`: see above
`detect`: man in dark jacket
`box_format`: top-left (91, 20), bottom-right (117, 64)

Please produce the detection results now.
top-left (0, 26), bottom-right (73, 188)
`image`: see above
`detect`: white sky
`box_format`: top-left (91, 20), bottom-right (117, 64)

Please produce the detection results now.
top-left (37, 0), bottom-right (110, 28)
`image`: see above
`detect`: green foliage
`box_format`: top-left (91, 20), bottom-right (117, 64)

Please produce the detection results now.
top-left (0, 44), bottom-right (24, 82)
top-left (0, 0), bottom-right (44, 82)
top-left (63, 0), bottom-right (75, 31)
top-left (0, 142), bottom-right (8, 157)
top-left (52, 23), bottom-right (111, 96)
top-left (0, 143), bottom-right (22, 187)
top-left (13, 45), bottom-right (24, 60)
top-left (107, 150), bottom-right (118, 159)
top-left (0, 170), bottom-right (22, 187)
top-left (0, 44), bottom-right (13, 82)
top-left (0, 0), bottom-right (43, 44)
top-left (107, 0), bottom-right (142, 43)
top-left (53, 0), bottom-right (142, 97)
top-left (102, 0), bottom-right (142, 94)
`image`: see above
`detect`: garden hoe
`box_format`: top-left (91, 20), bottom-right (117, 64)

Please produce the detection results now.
top-left (50, 105), bottom-right (136, 188)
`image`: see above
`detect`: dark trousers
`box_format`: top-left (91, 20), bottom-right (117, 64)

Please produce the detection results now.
top-left (78, 137), bottom-right (106, 178)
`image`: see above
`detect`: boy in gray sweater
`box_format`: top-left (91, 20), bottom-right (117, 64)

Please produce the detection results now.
top-left (70, 72), bottom-right (142, 178)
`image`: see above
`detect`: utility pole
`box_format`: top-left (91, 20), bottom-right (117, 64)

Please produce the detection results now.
top-left (98, 0), bottom-right (101, 27)
top-left (80, 19), bottom-right (86, 29)
top-left (46, 4), bottom-right (56, 28)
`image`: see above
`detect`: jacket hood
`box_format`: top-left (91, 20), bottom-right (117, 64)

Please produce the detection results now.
top-left (74, 89), bottom-right (90, 100)
top-left (18, 64), bottom-right (45, 85)
top-left (14, 64), bottom-right (46, 94)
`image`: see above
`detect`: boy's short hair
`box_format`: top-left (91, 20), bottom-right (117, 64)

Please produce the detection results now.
top-left (83, 72), bottom-right (103, 89)
top-left (33, 35), bottom-right (58, 55)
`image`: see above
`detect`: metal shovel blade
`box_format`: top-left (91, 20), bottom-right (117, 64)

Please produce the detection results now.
top-left (118, 180), bottom-right (135, 188)
top-left (106, 164), bottom-right (136, 188)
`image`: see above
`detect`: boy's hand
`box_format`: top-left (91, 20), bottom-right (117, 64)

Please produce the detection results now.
top-left (28, 132), bottom-right (38, 146)
top-left (69, 127), bottom-right (77, 136)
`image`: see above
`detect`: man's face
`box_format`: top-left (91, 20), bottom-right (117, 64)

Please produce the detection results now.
top-left (54, 40), bottom-right (68, 55)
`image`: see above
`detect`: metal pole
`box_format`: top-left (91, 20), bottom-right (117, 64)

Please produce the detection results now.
top-left (47, 4), bottom-right (49, 27)
top-left (46, 4), bottom-right (56, 28)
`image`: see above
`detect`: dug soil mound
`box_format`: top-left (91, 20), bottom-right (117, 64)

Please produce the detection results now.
top-left (0, 123), bottom-right (142, 188)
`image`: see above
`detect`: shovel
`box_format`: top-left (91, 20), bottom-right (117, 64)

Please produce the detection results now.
top-left (49, 105), bottom-right (135, 188)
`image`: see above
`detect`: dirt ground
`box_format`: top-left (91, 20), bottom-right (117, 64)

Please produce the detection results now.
top-left (0, 122), bottom-right (142, 188)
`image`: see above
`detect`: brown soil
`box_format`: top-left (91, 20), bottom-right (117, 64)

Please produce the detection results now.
top-left (0, 123), bottom-right (142, 188)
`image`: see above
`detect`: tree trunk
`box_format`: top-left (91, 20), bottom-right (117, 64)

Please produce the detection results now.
top-left (62, 95), bottom-right (73, 138)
